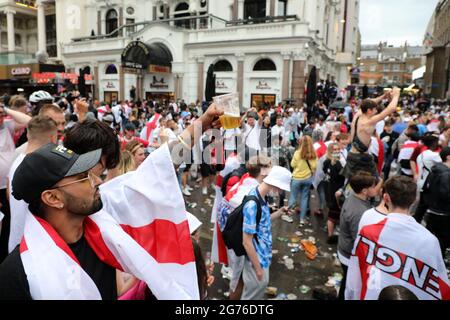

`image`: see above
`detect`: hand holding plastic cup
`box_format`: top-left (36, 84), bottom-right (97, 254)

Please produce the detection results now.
top-left (213, 93), bottom-right (241, 130)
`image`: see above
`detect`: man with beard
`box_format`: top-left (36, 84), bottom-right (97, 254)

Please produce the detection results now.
top-left (0, 144), bottom-right (113, 299)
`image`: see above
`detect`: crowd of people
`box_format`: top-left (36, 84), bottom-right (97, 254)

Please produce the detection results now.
top-left (0, 85), bottom-right (449, 300)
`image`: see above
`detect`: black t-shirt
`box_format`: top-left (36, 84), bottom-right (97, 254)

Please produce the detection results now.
top-left (0, 236), bottom-right (117, 300)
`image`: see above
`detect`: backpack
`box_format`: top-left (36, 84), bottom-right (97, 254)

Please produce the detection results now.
top-left (422, 163), bottom-right (450, 214)
top-left (220, 165), bottom-right (247, 197)
top-left (222, 195), bottom-right (262, 257)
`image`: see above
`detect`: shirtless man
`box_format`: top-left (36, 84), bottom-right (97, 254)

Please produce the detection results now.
top-left (342, 87), bottom-right (401, 180)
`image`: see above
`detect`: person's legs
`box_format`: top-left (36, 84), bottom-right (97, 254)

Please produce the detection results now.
top-left (299, 178), bottom-right (313, 221)
top-left (288, 180), bottom-right (301, 212)
top-left (241, 258), bottom-right (269, 300)
top-left (229, 277), bottom-right (244, 300)
top-left (338, 264), bottom-right (348, 300)
top-left (317, 182), bottom-right (326, 213)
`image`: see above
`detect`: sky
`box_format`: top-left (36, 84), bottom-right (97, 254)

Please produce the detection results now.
top-left (359, 0), bottom-right (440, 46)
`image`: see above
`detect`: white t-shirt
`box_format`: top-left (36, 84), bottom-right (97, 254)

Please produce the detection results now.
top-left (0, 120), bottom-right (16, 189)
top-left (223, 128), bottom-right (241, 151)
top-left (375, 120), bottom-right (385, 137)
top-left (271, 125), bottom-right (285, 147)
top-left (243, 122), bottom-right (261, 151)
top-left (358, 207), bottom-right (388, 233)
top-left (7, 152), bottom-right (28, 252)
top-left (417, 150), bottom-right (442, 192)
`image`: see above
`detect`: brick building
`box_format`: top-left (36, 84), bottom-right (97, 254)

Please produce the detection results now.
top-left (359, 42), bottom-right (425, 88)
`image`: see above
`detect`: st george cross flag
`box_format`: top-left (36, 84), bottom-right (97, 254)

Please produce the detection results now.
top-left (20, 144), bottom-right (199, 300)
top-left (210, 154), bottom-right (240, 265)
top-left (346, 213), bottom-right (450, 300)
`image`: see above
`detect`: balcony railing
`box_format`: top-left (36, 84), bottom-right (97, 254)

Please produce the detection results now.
top-left (72, 14), bottom-right (228, 42)
top-left (225, 15), bottom-right (299, 26)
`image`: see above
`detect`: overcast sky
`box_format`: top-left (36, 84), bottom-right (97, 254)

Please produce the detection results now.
top-left (359, 0), bottom-right (439, 46)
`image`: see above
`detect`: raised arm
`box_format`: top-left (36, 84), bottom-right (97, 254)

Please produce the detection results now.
top-left (368, 87), bottom-right (400, 125)
top-left (1, 106), bottom-right (32, 130)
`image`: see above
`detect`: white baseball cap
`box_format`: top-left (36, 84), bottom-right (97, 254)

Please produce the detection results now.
top-left (186, 212), bottom-right (202, 234)
top-left (288, 108), bottom-right (294, 113)
top-left (263, 166), bottom-right (292, 192)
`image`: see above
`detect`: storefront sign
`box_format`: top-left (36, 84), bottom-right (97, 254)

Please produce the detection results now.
top-left (144, 73), bottom-right (173, 92)
top-left (121, 41), bottom-right (151, 69)
top-left (11, 67), bottom-right (31, 76)
top-left (32, 72), bottom-right (78, 80)
top-left (256, 80), bottom-right (271, 90)
top-left (216, 80), bottom-right (228, 89)
top-left (106, 81), bottom-right (116, 89)
top-left (149, 64), bottom-right (171, 74)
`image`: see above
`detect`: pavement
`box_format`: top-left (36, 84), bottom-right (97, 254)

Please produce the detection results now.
top-left (184, 182), bottom-right (343, 300)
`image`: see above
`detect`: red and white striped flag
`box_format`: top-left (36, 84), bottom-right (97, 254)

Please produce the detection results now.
top-left (20, 144), bottom-right (199, 300)
top-left (346, 213), bottom-right (450, 300)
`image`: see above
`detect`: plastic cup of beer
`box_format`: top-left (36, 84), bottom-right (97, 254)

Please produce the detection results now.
top-left (213, 93), bottom-right (241, 130)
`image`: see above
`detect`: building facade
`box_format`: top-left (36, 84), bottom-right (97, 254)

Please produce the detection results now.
top-left (359, 42), bottom-right (425, 88)
top-left (58, 0), bottom-right (360, 106)
top-left (424, 0), bottom-right (450, 99)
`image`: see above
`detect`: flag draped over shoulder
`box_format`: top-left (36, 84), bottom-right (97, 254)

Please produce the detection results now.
top-left (20, 144), bottom-right (199, 300)
top-left (346, 214), bottom-right (450, 300)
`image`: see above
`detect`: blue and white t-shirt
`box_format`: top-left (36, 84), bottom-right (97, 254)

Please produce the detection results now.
top-left (242, 188), bottom-right (272, 269)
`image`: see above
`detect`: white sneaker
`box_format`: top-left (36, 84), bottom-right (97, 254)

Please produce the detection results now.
top-left (202, 187), bottom-right (208, 195)
top-left (281, 215), bottom-right (294, 223)
top-left (182, 188), bottom-right (191, 196)
top-left (186, 185), bottom-right (193, 191)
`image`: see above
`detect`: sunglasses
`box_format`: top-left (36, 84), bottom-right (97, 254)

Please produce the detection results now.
top-left (52, 171), bottom-right (99, 189)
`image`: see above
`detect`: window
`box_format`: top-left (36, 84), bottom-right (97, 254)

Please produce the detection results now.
top-left (15, 34), bottom-right (21, 47)
top-left (253, 58), bottom-right (276, 71)
top-left (244, 0), bottom-right (267, 19)
top-left (369, 79), bottom-right (376, 85)
top-left (359, 65), bottom-right (365, 72)
top-left (393, 64), bottom-right (400, 72)
top-left (393, 75), bottom-right (399, 82)
top-left (174, 2), bottom-right (191, 29)
top-left (370, 64), bottom-right (376, 72)
top-left (278, 0), bottom-right (288, 16)
top-left (105, 64), bottom-right (118, 74)
top-left (126, 18), bottom-right (135, 34)
top-left (214, 60), bottom-right (233, 72)
top-left (106, 9), bottom-right (118, 37)
top-left (408, 65), bottom-right (414, 72)
top-left (383, 64), bottom-right (390, 72)
top-left (200, 0), bottom-right (207, 8)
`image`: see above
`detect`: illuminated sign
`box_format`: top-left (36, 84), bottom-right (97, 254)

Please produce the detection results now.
top-left (11, 67), bottom-right (31, 76)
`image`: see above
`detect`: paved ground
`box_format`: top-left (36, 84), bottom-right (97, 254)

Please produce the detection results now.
top-left (184, 182), bottom-right (343, 301)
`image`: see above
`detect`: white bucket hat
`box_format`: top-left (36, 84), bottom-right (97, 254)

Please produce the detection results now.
top-left (263, 166), bottom-right (292, 192)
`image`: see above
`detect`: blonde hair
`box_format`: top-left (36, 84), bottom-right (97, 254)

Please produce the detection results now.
top-left (125, 140), bottom-right (144, 156)
top-left (298, 135), bottom-right (317, 161)
top-left (117, 150), bottom-right (136, 175)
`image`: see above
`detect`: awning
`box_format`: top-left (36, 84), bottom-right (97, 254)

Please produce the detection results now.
top-left (121, 41), bottom-right (173, 70)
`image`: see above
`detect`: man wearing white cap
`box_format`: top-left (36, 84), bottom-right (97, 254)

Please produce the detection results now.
top-left (241, 166), bottom-right (292, 300)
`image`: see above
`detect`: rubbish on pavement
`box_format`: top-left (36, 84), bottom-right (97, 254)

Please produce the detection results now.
top-left (304, 229), bottom-right (314, 233)
top-left (295, 231), bottom-right (303, 237)
top-left (287, 243), bottom-right (299, 248)
top-left (312, 286), bottom-right (338, 300)
top-left (287, 293), bottom-right (297, 300)
top-left (277, 237), bottom-right (289, 242)
top-left (291, 247), bottom-right (300, 253)
top-left (299, 285), bottom-right (311, 294)
top-left (308, 236), bottom-right (316, 244)
top-left (265, 287), bottom-right (278, 297)
top-left (272, 249), bottom-right (279, 255)
top-left (300, 240), bottom-right (318, 260)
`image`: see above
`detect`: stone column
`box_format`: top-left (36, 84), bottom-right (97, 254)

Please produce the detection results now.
top-left (197, 57), bottom-right (205, 102)
top-left (174, 73), bottom-right (183, 100)
top-left (93, 63), bottom-right (99, 100)
top-left (118, 7), bottom-right (123, 37)
top-left (304, 0), bottom-right (317, 29)
top-left (282, 52), bottom-right (291, 100)
top-left (5, 8), bottom-right (16, 52)
top-left (237, 0), bottom-right (244, 20)
top-left (119, 66), bottom-right (125, 101)
top-left (232, 0), bottom-right (238, 20)
top-left (270, 0), bottom-right (276, 16)
top-left (236, 53), bottom-right (245, 106)
top-left (97, 11), bottom-right (102, 35)
top-left (291, 52), bottom-right (307, 106)
top-left (37, 0), bottom-right (47, 53)
top-left (136, 71), bottom-right (143, 101)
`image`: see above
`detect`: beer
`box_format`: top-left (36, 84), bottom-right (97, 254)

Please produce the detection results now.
top-left (219, 115), bottom-right (241, 130)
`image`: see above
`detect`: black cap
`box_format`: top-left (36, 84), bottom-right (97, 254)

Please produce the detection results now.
top-left (124, 122), bottom-right (136, 131)
top-left (12, 143), bottom-right (102, 204)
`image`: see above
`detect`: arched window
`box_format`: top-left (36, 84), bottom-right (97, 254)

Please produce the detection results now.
top-left (105, 64), bottom-right (118, 74)
top-left (106, 9), bottom-right (118, 37)
top-left (214, 60), bottom-right (233, 72)
top-left (253, 59), bottom-right (276, 71)
top-left (174, 2), bottom-right (190, 29)
top-left (244, 0), bottom-right (266, 19)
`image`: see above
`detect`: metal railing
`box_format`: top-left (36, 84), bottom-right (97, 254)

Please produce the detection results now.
top-left (225, 15), bottom-right (299, 27)
top-left (72, 14), bottom-right (228, 42)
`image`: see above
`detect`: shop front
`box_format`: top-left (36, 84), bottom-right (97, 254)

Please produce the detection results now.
top-left (121, 41), bottom-right (173, 103)
top-left (0, 63), bottom-right (67, 96)
top-left (215, 77), bottom-right (235, 96)
top-left (102, 80), bottom-right (120, 104)
top-left (249, 77), bottom-right (279, 109)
